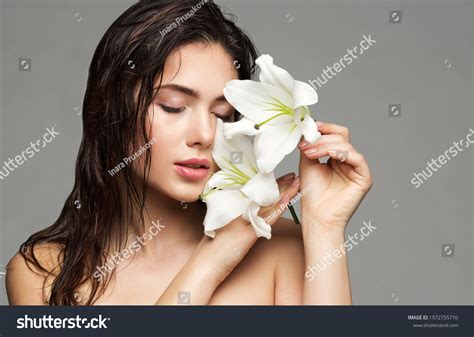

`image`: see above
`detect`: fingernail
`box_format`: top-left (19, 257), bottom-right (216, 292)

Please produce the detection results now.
top-left (281, 172), bottom-right (296, 182)
top-left (299, 140), bottom-right (310, 149)
top-left (305, 148), bottom-right (318, 156)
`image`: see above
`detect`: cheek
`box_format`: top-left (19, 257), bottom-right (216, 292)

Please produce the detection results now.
top-left (148, 119), bottom-right (179, 151)
top-left (145, 106), bottom-right (220, 177)
top-left (147, 113), bottom-right (185, 168)
top-left (149, 141), bottom-right (171, 166)
top-left (131, 109), bottom-right (175, 174)
top-left (147, 105), bottom-right (185, 140)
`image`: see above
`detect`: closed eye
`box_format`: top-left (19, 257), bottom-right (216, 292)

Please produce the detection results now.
top-left (160, 104), bottom-right (185, 113)
top-left (213, 107), bottom-right (235, 122)
top-left (160, 103), bottom-right (234, 121)
top-left (218, 113), bottom-right (234, 122)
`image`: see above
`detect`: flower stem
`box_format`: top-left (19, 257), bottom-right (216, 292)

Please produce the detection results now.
top-left (288, 204), bottom-right (300, 225)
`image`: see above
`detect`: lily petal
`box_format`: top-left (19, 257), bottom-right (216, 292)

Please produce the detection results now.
top-left (224, 80), bottom-right (293, 125)
top-left (240, 171), bottom-right (280, 206)
top-left (243, 202), bottom-right (272, 239)
top-left (223, 118), bottom-right (262, 139)
top-left (203, 170), bottom-right (239, 194)
top-left (301, 114), bottom-right (321, 144)
top-left (212, 119), bottom-right (258, 178)
top-left (292, 80), bottom-right (318, 108)
top-left (203, 189), bottom-right (251, 238)
top-left (256, 54), bottom-right (295, 97)
top-left (254, 123), bottom-right (302, 173)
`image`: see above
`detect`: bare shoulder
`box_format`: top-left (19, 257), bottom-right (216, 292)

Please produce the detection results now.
top-left (6, 242), bottom-right (63, 305)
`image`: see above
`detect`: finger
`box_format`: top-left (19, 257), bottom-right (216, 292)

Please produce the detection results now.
top-left (275, 175), bottom-right (301, 207)
top-left (303, 142), bottom-right (353, 160)
top-left (259, 176), bottom-right (301, 224)
top-left (315, 121), bottom-right (350, 141)
top-left (298, 134), bottom-right (346, 150)
top-left (304, 142), bottom-right (371, 180)
top-left (276, 172), bottom-right (296, 186)
top-left (276, 172), bottom-right (297, 195)
top-left (327, 150), bottom-right (371, 183)
top-left (277, 175), bottom-right (301, 205)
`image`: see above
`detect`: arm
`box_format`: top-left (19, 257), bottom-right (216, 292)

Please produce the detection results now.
top-left (154, 251), bottom-right (222, 305)
top-left (302, 226), bottom-right (351, 304)
top-left (154, 227), bottom-right (257, 305)
top-left (297, 121), bottom-right (373, 305)
top-left (155, 172), bottom-right (302, 305)
top-left (272, 218), bottom-right (350, 305)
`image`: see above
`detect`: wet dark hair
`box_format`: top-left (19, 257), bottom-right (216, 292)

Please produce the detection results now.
top-left (18, 0), bottom-right (258, 305)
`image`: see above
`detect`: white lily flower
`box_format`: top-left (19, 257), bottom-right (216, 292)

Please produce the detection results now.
top-left (223, 54), bottom-right (321, 173)
top-left (200, 119), bottom-right (280, 240)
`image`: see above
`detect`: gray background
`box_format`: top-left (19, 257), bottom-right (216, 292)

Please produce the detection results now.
top-left (0, 0), bottom-right (472, 305)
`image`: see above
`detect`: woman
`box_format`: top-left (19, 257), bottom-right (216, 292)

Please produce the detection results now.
top-left (6, 0), bottom-right (372, 305)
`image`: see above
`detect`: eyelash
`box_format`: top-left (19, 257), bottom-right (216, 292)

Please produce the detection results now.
top-left (160, 104), bottom-right (233, 121)
top-left (159, 104), bottom-right (185, 113)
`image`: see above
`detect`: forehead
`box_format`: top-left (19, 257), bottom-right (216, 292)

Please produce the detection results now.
top-left (160, 42), bottom-right (239, 96)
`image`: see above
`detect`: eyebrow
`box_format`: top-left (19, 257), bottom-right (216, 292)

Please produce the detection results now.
top-left (157, 84), bottom-right (227, 102)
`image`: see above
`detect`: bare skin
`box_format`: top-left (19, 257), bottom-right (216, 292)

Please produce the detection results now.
top-left (6, 42), bottom-right (372, 305)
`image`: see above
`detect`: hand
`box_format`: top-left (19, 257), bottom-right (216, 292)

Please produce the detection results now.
top-left (156, 173), bottom-right (302, 305)
top-left (190, 172), bottom-right (302, 283)
top-left (298, 121), bottom-right (373, 235)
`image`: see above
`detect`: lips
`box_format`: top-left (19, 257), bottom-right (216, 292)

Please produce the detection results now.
top-left (174, 157), bottom-right (211, 181)
top-left (176, 163), bottom-right (207, 169)
top-left (175, 157), bottom-right (210, 168)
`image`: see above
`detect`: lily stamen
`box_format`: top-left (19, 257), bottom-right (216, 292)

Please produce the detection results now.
top-left (254, 112), bottom-right (290, 129)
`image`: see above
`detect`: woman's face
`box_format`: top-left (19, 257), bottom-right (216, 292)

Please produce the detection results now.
top-left (135, 42), bottom-right (239, 202)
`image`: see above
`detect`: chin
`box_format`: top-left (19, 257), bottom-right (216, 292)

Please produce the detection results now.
top-left (168, 182), bottom-right (206, 203)
top-left (146, 167), bottom-right (213, 202)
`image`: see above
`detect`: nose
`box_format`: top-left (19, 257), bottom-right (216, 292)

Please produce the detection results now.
top-left (186, 107), bottom-right (215, 149)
